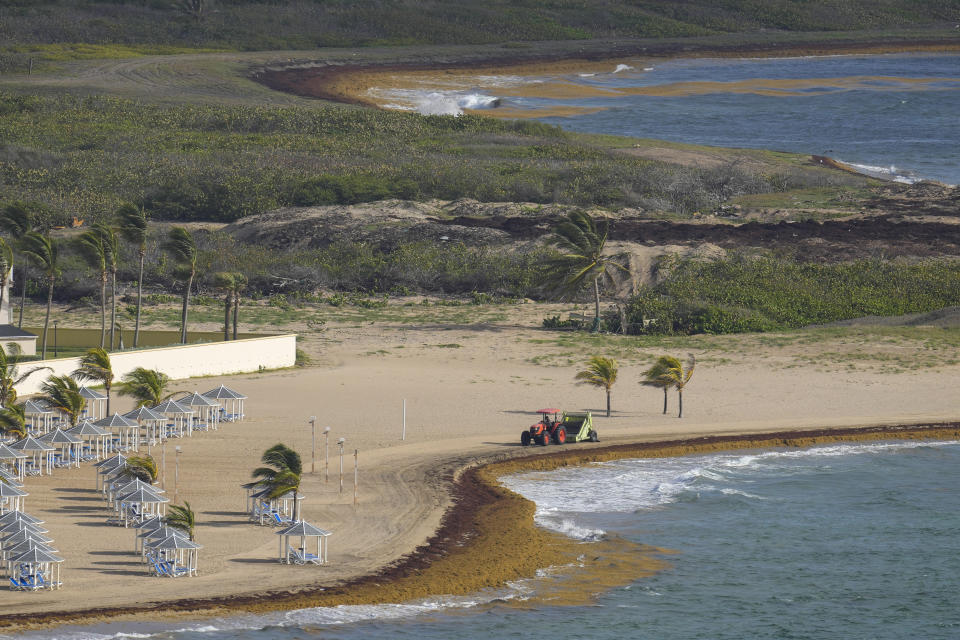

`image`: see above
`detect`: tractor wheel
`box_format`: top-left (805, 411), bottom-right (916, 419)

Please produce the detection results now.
top-left (521, 431), bottom-right (532, 447)
top-left (553, 427), bottom-right (567, 445)
top-left (536, 433), bottom-right (549, 446)
top-left (589, 429), bottom-right (599, 442)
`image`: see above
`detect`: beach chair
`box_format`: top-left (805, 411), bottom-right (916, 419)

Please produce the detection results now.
top-left (287, 545), bottom-right (306, 565)
top-left (272, 510), bottom-right (292, 526)
top-left (303, 551), bottom-right (322, 565)
top-left (168, 563), bottom-right (189, 577)
top-left (9, 576), bottom-right (26, 590)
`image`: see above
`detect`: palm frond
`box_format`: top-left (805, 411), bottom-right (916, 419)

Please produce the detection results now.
top-left (116, 203), bottom-right (148, 247)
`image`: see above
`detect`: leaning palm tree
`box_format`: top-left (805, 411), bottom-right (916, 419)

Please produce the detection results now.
top-left (166, 501), bottom-right (197, 541)
top-left (212, 272), bottom-right (238, 341)
top-left (117, 203), bottom-right (148, 348)
top-left (252, 443), bottom-right (303, 522)
top-left (0, 202), bottom-right (34, 328)
top-left (74, 347), bottom-right (114, 414)
top-left (662, 355), bottom-right (696, 418)
top-left (122, 454), bottom-right (158, 483)
top-left (118, 367), bottom-right (171, 408)
top-left (163, 227), bottom-right (197, 344)
top-left (548, 211), bottom-right (628, 333)
top-left (20, 232), bottom-right (59, 359)
top-left (100, 224), bottom-right (120, 350)
top-left (0, 403), bottom-right (27, 439)
top-left (640, 355), bottom-right (680, 415)
top-left (0, 238), bottom-right (13, 319)
top-left (41, 374), bottom-right (86, 427)
top-left (0, 342), bottom-right (49, 406)
top-left (574, 355), bottom-right (619, 417)
top-left (76, 227), bottom-right (109, 348)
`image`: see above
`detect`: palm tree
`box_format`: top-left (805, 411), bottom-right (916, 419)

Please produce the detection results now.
top-left (0, 342), bottom-right (49, 406)
top-left (118, 367), bottom-right (171, 407)
top-left (100, 224), bottom-right (120, 351)
top-left (212, 272), bottom-right (237, 341)
top-left (574, 356), bottom-right (619, 417)
top-left (41, 374), bottom-right (85, 427)
top-left (232, 272), bottom-right (246, 340)
top-left (122, 454), bottom-right (158, 483)
top-left (0, 403), bottom-right (27, 439)
top-left (74, 347), bottom-right (114, 414)
top-left (166, 501), bottom-right (197, 540)
top-left (662, 355), bottom-right (696, 418)
top-left (252, 443), bottom-right (303, 522)
top-left (20, 232), bottom-right (59, 359)
top-left (77, 227), bottom-right (109, 348)
top-left (0, 202), bottom-right (35, 328)
top-left (640, 355), bottom-right (679, 415)
top-left (117, 203), bottom-right (148, 348)
top-left (549, 211), bottom-right (628, 333)
top-left (163, 227), bottom-right (197, 344)
top-left (0, 238), bottom-right (13, 320)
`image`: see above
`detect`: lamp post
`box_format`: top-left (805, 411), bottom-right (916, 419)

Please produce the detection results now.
top-left (337, 438), bottom-right (345, 494)
top-left (353, 449), bottom-right (358, 507)
top-left (323, 426), bottom-right (331, 483)
top-left (174, 446), bottom-right (182, 504)
top-left (309, 416), bottom-right (316, 474)
top-left (161, 439), bottom-right (166, 490)
top-left (53, 320), bottom-right (58, 358)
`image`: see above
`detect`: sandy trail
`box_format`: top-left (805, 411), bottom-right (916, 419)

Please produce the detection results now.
top-left (4, 315), bottom-right (959, 617)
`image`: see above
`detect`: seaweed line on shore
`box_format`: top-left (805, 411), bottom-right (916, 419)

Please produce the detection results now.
top-left (3, 421), bottom-right (959, 632)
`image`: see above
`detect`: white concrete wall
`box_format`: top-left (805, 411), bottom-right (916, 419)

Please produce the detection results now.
top-left (14, 334), bottom-right (297, 397)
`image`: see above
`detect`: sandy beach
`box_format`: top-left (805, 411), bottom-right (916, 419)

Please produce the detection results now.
top-left (3, 301), bottom-right (960, 629)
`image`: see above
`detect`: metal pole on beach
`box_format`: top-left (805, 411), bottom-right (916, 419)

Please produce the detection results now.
top-left (402, 399), bottom-right (406, 441)
top-left (323, 426), bottom-right (331, 483)
top-left (161, 439), bottom-right (166, 490)
top-left (337, 438), bottom-right (345, 494)
top-left (353, 449), bottom-right (358, 507)
top-left (309, 416), bottom-right (316, 474)
top-left (174, 446), bottom-right (182, 504)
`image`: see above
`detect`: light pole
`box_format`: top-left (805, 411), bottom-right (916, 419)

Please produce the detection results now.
top-left (353, 449), bottom-right (358, 507)
top-left (174, 446), bottom-right (182, 504)
top-left (337, 438), bottom-right (345, 494)
top-left (323, 426), bottom-right (331, 483)
top-left (309, 416), bottom-right (316, 474)
top-left (53, 320), bottom-right (58, 358)
top-left (161, 439), bottom-right (167, 490)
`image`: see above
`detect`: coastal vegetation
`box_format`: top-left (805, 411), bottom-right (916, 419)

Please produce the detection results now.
top-left (252, 443), bottom-right (304, 522)
top-left (73, 347), bottom-right (115, 414)
top-left (574, 355), bottom-right (618, 417)
top-left (118, 367), bottom-right (171, 407)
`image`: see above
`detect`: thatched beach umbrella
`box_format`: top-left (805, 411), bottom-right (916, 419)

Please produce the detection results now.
top-left (202, 385), bottom-right (246, 422)
top-left (276, 519), bottom-right (331, 565)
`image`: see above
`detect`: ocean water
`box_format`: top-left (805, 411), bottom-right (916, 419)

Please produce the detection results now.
top-left (20, 440), bottom-right (960, 640)
top-left (370, 53), bottom-right (960, 185)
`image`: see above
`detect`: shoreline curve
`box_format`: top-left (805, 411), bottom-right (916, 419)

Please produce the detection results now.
top-left (3, 421), bottom-right (959, 633)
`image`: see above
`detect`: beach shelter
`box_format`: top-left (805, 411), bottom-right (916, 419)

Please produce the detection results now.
top-left (151, 400), bottom-right (193, 438)
top-left (0, 510), bottom-right (42, 526)
top-left (77, 386), bottom-right (108, 421)
top-left (139, 525), bottom-right (186, 562)
top-left (94, 413), bottom-right (141, 452)
top-left (22, 400), bottom-right (54, 435)
top-left (67, 420), bottom-right (112, 462)
top-left (276, 520), bottom-right (331, 565)
top-left (249, 487), bottom-right (302, 526)
top-left (123, 406), bottom-right (166, 448)
top-left (180, 392), bottom-right (220, 431)
top-left (133, 516), bottom-right (167, 553)
top-left (3, 539), bottom-right (57, 578)
top-left (202, 385), bottom-right (246, 422)
top-left (0, 481), bottom-right (28, 514)
top-left (109, 477), bottom-right (164, 508)
top-left (115, 486), bottom-right (168, 527)
top-left (39, 428), bottom-right (83, 469)
top-left (241, 481), bottom-right (261, 514)
top-left (95, 453), bottom-right (128, 491)
top-left (0, 443), bottom-right (27, 482)
top-left (147, 534), bottom-right (201, 577)
top-left (8, 435), bottom-right (54, 476)
top-left (9, 546), bottom-right (63, 590)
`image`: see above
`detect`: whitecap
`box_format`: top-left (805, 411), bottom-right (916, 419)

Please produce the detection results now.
top-left (613, 64), bottom-right (634, 73)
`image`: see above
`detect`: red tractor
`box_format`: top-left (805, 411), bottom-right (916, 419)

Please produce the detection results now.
top-left (521, 408), bottom-right (567, 446)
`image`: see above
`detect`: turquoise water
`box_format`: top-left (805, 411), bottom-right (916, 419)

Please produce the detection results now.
top-left (21, 440), bottom-right (960, 640)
